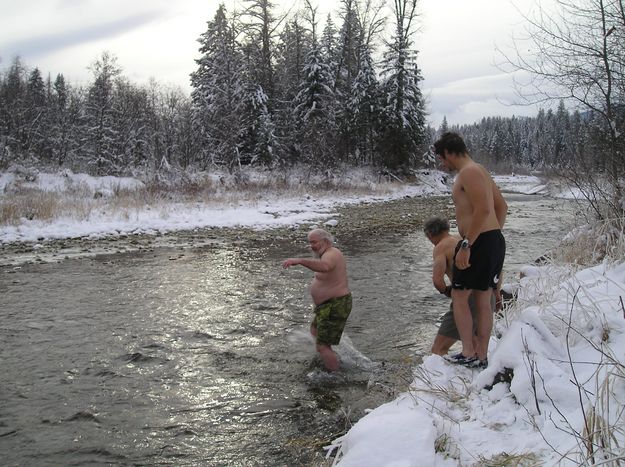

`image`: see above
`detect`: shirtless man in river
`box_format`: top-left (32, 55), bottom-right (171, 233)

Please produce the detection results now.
top-left (432, 132), bottom-right (507, 367)
top-left (282, 229), bottom-right (351, 371)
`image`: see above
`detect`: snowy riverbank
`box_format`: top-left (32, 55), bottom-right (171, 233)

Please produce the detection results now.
top-left (0, 167), bottom-right (575, 245)
top-left (327, 260), bottom-right (625, 466)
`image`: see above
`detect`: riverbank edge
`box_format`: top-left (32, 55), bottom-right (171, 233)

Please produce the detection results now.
top-left (0, 194), bottom-right (455, 267)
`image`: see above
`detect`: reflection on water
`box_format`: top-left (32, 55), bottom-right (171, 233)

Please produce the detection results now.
top-left (0, 195), bottom-right (575, 465)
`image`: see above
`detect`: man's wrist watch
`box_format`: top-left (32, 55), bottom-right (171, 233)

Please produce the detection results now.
top-left (460, 238), bottom-right (471, 250)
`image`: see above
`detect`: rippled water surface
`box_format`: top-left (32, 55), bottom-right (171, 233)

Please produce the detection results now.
top-left (0, 195), bottom-right (575, 466)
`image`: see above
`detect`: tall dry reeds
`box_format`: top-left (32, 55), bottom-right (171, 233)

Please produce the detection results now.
top-left (551, 216), bottom-right (625, 266)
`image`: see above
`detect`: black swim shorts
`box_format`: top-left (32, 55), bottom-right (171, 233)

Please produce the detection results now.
top-left (452, 229), bottom-right (505, 291)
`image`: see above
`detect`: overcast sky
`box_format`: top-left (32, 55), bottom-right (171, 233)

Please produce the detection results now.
top-left (0, 0), bottom-right (547, 127)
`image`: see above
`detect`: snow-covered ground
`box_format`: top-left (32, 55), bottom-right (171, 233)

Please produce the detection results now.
top-left (328, 261), bottom-right (625, 466)
top-left (0, 167), bottom-right (447, 244)
top-left (494, 173), bottom-right (582, 199)
top-left (3, 166), bottom-right (621, 466)
top-left (0, 167), bottom-right (570, 244)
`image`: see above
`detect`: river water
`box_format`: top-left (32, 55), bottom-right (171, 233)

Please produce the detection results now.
top-left (0, 194), bottom-right (575, 466)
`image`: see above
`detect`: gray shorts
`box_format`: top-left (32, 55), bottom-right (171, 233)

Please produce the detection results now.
top-left (437, 294), bottom-right (494, 339)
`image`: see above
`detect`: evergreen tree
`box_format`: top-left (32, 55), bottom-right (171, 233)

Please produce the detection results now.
top-left (1, 57), bottom-right (28, 157)
top-left (274, 16), bottom-right (312, 164)
top-left (237, 79), bottom-right (276, 165)
top-left (49, 74), bottom-right (73, 166)
top-left (377, 0), bottom-right (426, 171)
top-left (333, 0), bottom-right (363, 160)
top-left (83, 51), bottom-right (122, 175)
top-left (439, 116), bottom-right (449, 134)
top-left (191, 4), bottom-right (245, 171)
top-left (518, 118), bottom-right (532, 166)
top-left (275, 17), bottom-right (311, 104)
top-left (568, 109), bottom-right (585, 169)
top-left (241, 0), bottom-right (280, 103)
top-left (293, 40), bottom-right (336, 167)
top-left (25, 67), bottom-right (50, 159)
top-left (345, 46), bottom-right (381, 164)
top-left (334, 0), bottom-right (360, 95)
top-left (321, 15), bottom-right (339, 73)
top-left (113, 78), bottom-right (150, 171)
top-left (551, 100), bottom-right (570, 166)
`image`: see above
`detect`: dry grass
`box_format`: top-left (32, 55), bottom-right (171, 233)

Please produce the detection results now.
top-left (434, 433), bottom-right (453, 454)
top-left (0, 189), bottom-right (91, 225)
top-left (476, 452), bottom-right (542, 466)
top-left (410, 365), bottom-right (471, 405)
top-left (577, 350), bottom-right (625, 465)
top-left (550, 216), bottom-right (625, 266)
top-left (0, 167), bottom-right (399, 227)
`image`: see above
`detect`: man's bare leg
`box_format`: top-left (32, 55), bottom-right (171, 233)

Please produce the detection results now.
top-left (431, 335), bottom-right (457, 355)
top-left (473, 289), bottom-right (494, 361)
top-left (311, 324), bottom-right (340, 371)
top-left (452, 289), bottom-right (476, 357)
top-left (316, 344), bottom-right (340, 371)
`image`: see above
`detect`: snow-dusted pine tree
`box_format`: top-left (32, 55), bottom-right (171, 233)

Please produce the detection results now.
top-left (237, 79), bottom-right (276, 166)
top-left (50, 74), bottom-right (68, 166)
top-left (345, 47), bottom-right (382, 164)
top-left (333, 0), bottom-right (362, 160)
top-left (241, 0), bottom-right (279, 103)
top-left (191, 4), bottom-right (245, 171)
top-left (25, 67), bottom-right (50, 160)
top-left (84, 51), bottom-right (122, 175)
top-left (292, 2), bottom-right (337, 168)
top-left (274, 16), bottom-right (312, 165)
top-left (377, 0), bottom-right (426, 172)
top-left (112, 78), bottom-right (150, 172)
top-left (0, 57), bottom-right (28, 158)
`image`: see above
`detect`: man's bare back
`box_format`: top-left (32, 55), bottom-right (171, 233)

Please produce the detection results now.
top-left (453, 162), bottom-right (504, 240)
top-left (435, 234), bottom-right (460, 279)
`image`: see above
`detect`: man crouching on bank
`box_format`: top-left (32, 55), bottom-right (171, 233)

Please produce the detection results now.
top-left (282, 228), bottom-right (352, 371)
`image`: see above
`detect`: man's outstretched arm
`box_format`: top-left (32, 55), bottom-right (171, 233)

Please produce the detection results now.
top-left (282, 251), bottom-right (337, 272)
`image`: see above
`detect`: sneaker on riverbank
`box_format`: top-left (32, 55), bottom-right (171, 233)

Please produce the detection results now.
top-left (444, 353), bottom-right (478, 366)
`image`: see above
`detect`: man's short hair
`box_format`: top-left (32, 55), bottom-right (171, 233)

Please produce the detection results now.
top-left (432, 132), bottom-right (468, 157)
top-left (423, 217), bottom-right (450, 237)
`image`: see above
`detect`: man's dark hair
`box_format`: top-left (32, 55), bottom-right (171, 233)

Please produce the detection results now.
top-left (423, 217), bottom-right (450, 236)
top-left (432, 132), bottom-right (468, 157)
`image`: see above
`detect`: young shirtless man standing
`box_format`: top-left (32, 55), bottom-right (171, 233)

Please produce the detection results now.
top-left (432, 132), bottom-right (507, 367)
top-left (282, 229), bottom-right (352, 371)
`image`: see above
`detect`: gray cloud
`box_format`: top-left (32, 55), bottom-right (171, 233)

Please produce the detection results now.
top-left (0, 11), bottom-right (164, 59)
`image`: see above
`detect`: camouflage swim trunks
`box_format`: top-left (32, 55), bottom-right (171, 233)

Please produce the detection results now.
top-left (312, 293), bottom-right (352, 345)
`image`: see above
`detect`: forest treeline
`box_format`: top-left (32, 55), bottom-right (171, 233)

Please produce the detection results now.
top-left (0, 51), bottom-right (615, 176)
top-left (0, 0), bottom-right (623, 205)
